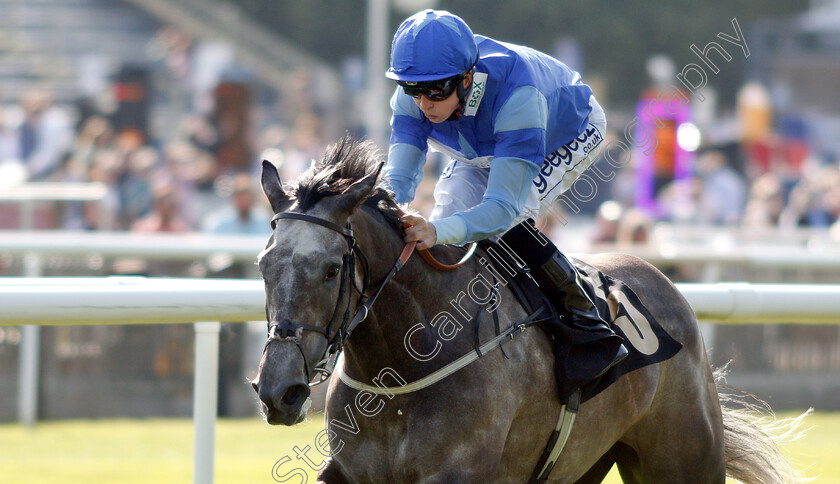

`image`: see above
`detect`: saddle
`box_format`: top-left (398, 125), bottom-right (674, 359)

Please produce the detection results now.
top-left (476, 239), bottom-right (682, 405)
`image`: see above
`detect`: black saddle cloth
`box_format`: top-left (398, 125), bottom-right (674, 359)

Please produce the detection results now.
top-left (561, 258), bottom-right (682, 403)
top-left (477, 241), bottom-right (683, 404)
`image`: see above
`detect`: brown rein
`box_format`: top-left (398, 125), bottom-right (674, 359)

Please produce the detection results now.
top-left (397, 235), bottom-right (477, 272)
top-left (397, 208), bottom-right (477, 271)
top-left (417, 243), bottom-right (478, 271)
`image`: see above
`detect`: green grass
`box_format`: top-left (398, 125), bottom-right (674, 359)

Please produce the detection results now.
top-left (0, 411), bottom-right (836, 483)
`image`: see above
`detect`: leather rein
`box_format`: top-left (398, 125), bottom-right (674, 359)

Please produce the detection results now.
top-left (265, 210), bottom-right (574, 482)
top-left (264, 211), bottom-right (476, 386)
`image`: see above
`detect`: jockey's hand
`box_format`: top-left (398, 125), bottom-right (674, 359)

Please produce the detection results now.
top-left (401, 214), bottom-right (437, 250)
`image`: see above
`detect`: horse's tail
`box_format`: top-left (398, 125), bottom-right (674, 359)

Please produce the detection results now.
top-left (716, 367), bottom-right (813, 484)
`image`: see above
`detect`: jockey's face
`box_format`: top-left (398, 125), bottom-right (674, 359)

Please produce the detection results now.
top-left (412, 72), bottom-right (472, 124)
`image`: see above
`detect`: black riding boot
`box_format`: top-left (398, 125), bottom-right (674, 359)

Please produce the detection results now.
top-left (534, 250), bottom-right (628, 378)
top-left (500, 220), bottom-right (628, 381)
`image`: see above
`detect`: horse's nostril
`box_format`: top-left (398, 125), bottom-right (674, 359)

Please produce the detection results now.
top-left (282, 384), bottom-right (310, 406)
top-left (251, 381), bottom-right (259, 394)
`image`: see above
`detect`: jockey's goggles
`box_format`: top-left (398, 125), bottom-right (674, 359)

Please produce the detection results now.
top-left (397, 74), bottom-right (463, 101)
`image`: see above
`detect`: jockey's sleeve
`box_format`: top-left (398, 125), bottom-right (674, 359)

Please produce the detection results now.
top-left (430, 85), bottom-right (548, 245)
top-left (385, 143), bottom-right (425, 204)
top-left (384, 87), bottom-right (430, 203)
top-left (431, 157), bottom-right (539, 245)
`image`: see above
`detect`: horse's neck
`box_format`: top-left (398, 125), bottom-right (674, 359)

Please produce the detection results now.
top-left (342, 210), bottom-right (483, 382)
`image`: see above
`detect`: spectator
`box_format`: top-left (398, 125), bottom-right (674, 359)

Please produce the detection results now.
top-left (18, 90), bottom-right (74, 180)
top-left (200, 172), bottom-right (269, 279)
top-left (70, 115), bottom-right (114, 169)
top-left (591, 200), bottom-right (623, 244)
top-left (742, 173), bottom-right (786, 229)
top-left (114, 178), bottom-right (192, 276)
top-left (130, 179), bottom-right (192, 233)
top-left (591, 201), bottom-right (654, 246)
top-left (118, 146), bottom-right (158, 228)
top-left (0, 105), bottom-right (20, 163)
top-left (201, 172), bottom-right (270, 235)
top-left (695, 149), bottom-right (747, 226)
top-left (162, 141), bottom-right (218, 226)
top-left (779, 161), bottom-right (839, 228)
top-left (616, 207), bottom-right (654, 245)
top-left (179, 114), bottom-right (219, 153)
top-left (254, 123), bottom-right (288, 179)
top-left (81, 149), bottom-right (122, 230)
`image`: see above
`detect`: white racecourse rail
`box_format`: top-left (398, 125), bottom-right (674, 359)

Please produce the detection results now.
top-left (3, 278), bottom-right (840, 325)
top-left (1, 278), bottom-right (840, 484)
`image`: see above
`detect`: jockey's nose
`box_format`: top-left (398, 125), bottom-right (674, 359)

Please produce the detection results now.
top-left (417, 94), bottom-right (434, 111)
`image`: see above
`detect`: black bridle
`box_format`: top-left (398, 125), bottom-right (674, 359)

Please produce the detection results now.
top-left (264, 211), bottom-right (414, 386)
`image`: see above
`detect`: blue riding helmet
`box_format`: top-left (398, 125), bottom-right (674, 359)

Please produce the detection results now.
top-left (386, 9), bottom-right (478, 82)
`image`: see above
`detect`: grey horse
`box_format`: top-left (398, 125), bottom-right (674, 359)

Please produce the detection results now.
top-left (252, 137), bottom-right (804, 483)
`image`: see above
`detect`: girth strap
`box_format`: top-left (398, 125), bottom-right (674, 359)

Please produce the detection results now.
top-left (529, 389), bottom-right (581, 483)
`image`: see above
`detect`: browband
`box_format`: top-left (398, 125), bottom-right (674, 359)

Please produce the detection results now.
top-left (271, 212), bottom-right (353, 238)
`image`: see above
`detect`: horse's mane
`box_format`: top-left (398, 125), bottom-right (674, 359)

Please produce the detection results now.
top-left (290, 135), bottom-right (404, 232)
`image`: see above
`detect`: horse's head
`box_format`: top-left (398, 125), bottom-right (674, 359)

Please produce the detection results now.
top-left (251, 137), bottom-right (388, 425)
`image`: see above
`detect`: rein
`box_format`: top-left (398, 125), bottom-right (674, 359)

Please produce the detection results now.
top-left (264, 209), bottom-right (478, 387)
top-left (418, 242), bottom-right (477, 271)
top-left (265, 211), bottom-right (416, 386)
top-left (265, 209), bottom-right (577, 482)
top-left (398, 207), bottom-right (477, 271)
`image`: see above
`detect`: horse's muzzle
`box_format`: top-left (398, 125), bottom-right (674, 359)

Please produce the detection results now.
top-left (252, 379), bottom-right (311, 426)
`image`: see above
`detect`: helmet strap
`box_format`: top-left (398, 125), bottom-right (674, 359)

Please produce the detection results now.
top-left (446, 69), bottom-right (474, 122)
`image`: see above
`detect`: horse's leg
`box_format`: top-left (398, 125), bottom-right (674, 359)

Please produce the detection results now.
top-left (620, 360), bottom-right (725, 482)
top-left (580, 253), bottom-right (726, 483)
top-left (316, 457), bottom-right (349, 484)
top-left (567, 441), bottom-right (645, 484)
top-left (326, 376), bottom-right (516, 483)
top-left (572, 444), bottom-right (620, 484)
top-left (542, 369), bottom-right (656, 483)
top-left (406, 417), bottom-right (510, 484)
top-left (613, 442), bottom-right (650, 484)
top-left (622, 411), bottom-right (725, 483)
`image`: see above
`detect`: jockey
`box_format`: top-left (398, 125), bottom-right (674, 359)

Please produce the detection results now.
top-left (383, 9), bottom-right (628, 382)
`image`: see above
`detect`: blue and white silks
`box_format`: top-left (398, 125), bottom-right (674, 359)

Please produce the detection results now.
top-left (385, 35), bottom-right (604, 245)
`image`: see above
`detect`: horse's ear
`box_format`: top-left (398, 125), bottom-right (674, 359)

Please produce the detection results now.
top-left (261, 160), bottom-right (293, 213)
top-left (335, 161), bottom-right (384, 215)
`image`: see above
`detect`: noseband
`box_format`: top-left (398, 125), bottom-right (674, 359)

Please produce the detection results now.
top-left (264, 211), bottom-right (414, 386)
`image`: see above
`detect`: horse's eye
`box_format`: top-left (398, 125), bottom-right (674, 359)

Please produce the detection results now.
top-left (325, 264), bottom-right (341, 281)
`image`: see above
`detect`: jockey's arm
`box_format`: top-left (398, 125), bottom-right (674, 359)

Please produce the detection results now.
top-left (431, 157), bottom-right (538, 245)
top-left (384, 142), bottom-right (425, 203)
top-left (430, 86), bottom-right (547, 245)
top-left (383, 87), bottom-right (431, 203)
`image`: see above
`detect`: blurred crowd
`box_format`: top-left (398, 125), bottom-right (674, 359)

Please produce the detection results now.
top-left (587, 141), bottom-right (840, 247)
top-left (1, 80), bottom-right (839, 253)
top-left (0, 88), bottom-right (332, 238)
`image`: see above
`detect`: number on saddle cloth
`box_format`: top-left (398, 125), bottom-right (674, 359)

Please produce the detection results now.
top-left (475, 238), bottom-right (684, 406)
top-left (570, 259), bottom-right (684, 403)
